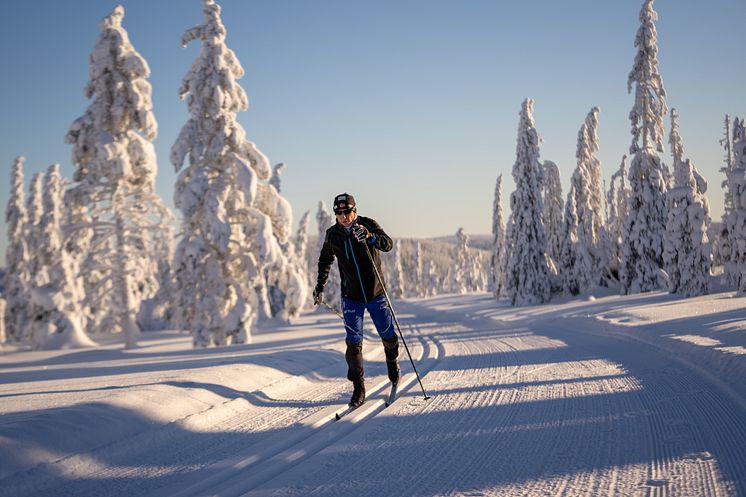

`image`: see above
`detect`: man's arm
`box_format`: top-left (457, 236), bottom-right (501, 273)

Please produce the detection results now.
top-left (361, 217), bottom-right (393, 252)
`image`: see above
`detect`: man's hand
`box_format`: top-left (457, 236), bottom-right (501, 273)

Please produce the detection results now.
top-left (352, 224), bottom-right (372, 243)
top-left (313, 286), bottom-right (324, 306)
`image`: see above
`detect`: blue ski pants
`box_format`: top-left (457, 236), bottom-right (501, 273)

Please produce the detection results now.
top-left (342, 295), bottom-right (396, 344)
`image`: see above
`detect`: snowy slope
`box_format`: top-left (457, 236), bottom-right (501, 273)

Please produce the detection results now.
top-left (1, 292), bottom-right (746, 496)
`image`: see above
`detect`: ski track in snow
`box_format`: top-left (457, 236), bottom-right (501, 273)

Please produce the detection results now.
top-left (1, 294), bottom-right (746, 496)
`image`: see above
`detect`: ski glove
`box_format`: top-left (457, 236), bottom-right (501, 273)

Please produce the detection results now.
top-left (313, 286), bottom-right (324, 306)
top-left (352, 224), bottom-right (373, 243)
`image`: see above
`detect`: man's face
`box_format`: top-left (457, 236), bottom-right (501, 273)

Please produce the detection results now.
top-left (336, 209), bottom-right (357, 228)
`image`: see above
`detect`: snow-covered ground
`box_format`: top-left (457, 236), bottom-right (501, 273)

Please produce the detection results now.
top-left (2, 291), bottom-right (746, 496)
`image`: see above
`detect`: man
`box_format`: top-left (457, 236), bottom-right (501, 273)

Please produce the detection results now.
top-left (314, 193), bottom-right (400, 408)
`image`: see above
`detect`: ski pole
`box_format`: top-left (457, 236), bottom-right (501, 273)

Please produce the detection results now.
top-left (320, 299), bottom-right (344, 320)
top-left (362, 242), bottom-right (431, 400)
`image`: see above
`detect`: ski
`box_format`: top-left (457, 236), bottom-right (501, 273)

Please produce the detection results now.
top-left (334, 402), bottom-right (361, 421)
top-left (385, 381), bottom-right (398, 407)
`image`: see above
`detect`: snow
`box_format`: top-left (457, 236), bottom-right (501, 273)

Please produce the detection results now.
top-left (2, 291), bottom-right (746, 496)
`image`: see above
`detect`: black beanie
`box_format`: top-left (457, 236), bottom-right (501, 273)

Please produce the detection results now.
top-left (333, 193), bottom-right (356, 214)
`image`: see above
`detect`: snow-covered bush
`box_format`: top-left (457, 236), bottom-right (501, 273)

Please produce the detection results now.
top-left (620, 0), bottom-right (669, 294)
top-left (65, 6), bottom-right (173, 348)
top-left (4, 156), bottom-right (30, 343)
top-left (504, 98), bottom-right (551, 305)
top-left (171, 0), bottom-right (282, 346)
top-left (663, 109), bottom-right (711, 296)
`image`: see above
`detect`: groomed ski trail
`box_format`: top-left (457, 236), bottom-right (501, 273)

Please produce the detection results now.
top-left (241, 295), bottom-right (746, 497)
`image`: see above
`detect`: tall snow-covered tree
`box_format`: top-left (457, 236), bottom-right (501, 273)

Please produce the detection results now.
top-left (724, 118), bottom-right (746, 291)
top-left (423, 259), bottom-right (439, 297)
top-left (316, 201), bottom-right (340, 310)
top-left (559, 189), bottom-right (583, 295)
top-left (491, 174), bottom-right (506, 298)
top-left (663, 109), bottom-right (711, 296)
top-left (620, 0), bottom-right (669, 294)
top-left (504, 98), bottom-right (551, 305)
top-left (65, 6), bottom-right (172, 348)
top-left (27, 165), bottom-right (95, 350)
top-left (171, 0), bottom-right (283, 346)
top-left (293, 210), bottom-right (312, 299)
top-left (414, 241), bottom-right (425, 297)
top-left (4, 156), bottom-right (30, 343)
top-left (564, 107), bottom-right (606, 294)
top-left (26, 173), bottom-right (44, 287)
top-left (0, 298), bottom-right (5, 344)
top-left (715, 115), bottom-right (736, 266)
top-left (254, 163), bottom-right (300, 322)
top-left (541, 162), bottom-right (563, 273)
top-left (388, 239), bottom-right (405, 298)
top-left (605, 155), bottom-right (630, 279)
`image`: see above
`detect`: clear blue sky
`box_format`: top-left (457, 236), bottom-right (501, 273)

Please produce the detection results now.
top-left (1, 0), bottom-right (744, 262)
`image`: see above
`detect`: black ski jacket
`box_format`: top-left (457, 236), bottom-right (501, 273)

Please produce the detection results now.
top-left (316, 216), bottom-right (393, 303)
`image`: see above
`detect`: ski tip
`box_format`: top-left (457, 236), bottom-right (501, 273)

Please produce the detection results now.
top-left (335, 413), bottom-right (341, 421)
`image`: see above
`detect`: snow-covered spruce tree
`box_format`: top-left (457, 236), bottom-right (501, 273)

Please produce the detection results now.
top-left (138, 216), bottom-right (175, 331)
top-left (4, 156), bottom-right (30, 343)
top-left (293, 209), bottom-right (312, 302)
top-left (255, 164), bottom-right (305, 323)
top-left (315, 201), bottom-right (341, 310)
top-left (26, 165), bottom-right (95, 350)
top-left (504, 98), bottom-right (551, 305)
top-left (62, 179), bottom-right (93, 321)
top-left (269, 163), bottom-right (286, 193)
top-left (0, 298), bottom-right (5, 344)
top-left (491, 174), bottom-right (506, 298)
top-left (559, 190), bottom-right (582, 295)
top-left (414, 241), bottom-right (425, 297)
top-left (26, 172), bottom-right (44, 288)
top-left (620, 0), bottom-right (669, 294)
top-left (714, 115), bottom-right (735, 266)
top-left (564, 107), bottom-right (606, 294)
top-left (424, 259), bottom-right (439, 296)
top-left (171, 0), bottom-right (286, 345)
top-left (724, 118), bottom-right (746, 291)
top-left (65, 6), bottom-right (172, 348)
top-left (388, 239), bottom-right (405, 298)
top-left (663, 109), bottom-right (711, 296)
top-left (605, 156), bottom-right (630, 280)
top-left (453, 228), bottom-right (470, 293)
top-left (541, 162), bottom-right (563, 275)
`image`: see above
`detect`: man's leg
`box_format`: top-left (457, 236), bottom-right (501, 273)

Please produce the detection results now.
top-left (342, 298), bottom-right (366, 406)
top-left (367, 295), bottom-right (400, 384)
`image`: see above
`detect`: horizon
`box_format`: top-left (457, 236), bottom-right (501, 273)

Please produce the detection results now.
top-left (1, 0), bottom-right (744, 262)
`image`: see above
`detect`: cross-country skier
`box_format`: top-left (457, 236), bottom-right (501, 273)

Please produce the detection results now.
top-left (314, 193), bottom-right (400, 408)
